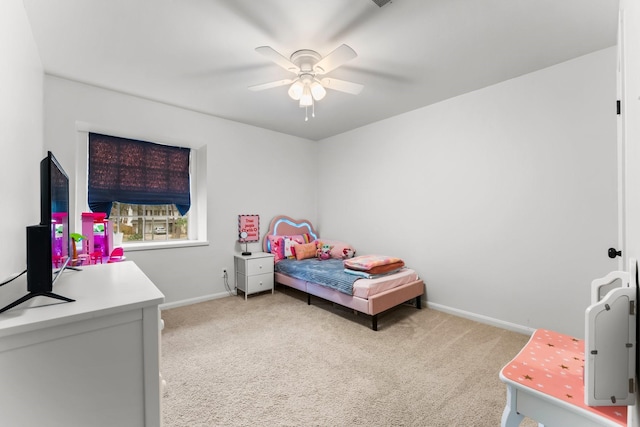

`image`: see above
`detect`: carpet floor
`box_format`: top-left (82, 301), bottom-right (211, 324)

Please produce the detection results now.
top-left (161, 287), bottom-right (537, 426)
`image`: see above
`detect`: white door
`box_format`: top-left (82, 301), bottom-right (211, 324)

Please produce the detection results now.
top-left (621, 3), bottom-right (640, 266)
top-left (619, 1), bottom-right (640, 425)
top-left (617, 8), bottom-right (626, 272)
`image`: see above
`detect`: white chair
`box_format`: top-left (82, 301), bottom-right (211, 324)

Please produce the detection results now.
top-left (499, 259), bottom-right (637, 427)
top-left (584, 262), bottom-right (636, 407)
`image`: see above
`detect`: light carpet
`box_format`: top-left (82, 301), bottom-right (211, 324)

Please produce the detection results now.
top-left (161, 287), bottom-right (537, 426)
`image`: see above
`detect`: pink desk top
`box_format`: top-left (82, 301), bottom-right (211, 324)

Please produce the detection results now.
top-left (501, 329), bottom-right (627, 426)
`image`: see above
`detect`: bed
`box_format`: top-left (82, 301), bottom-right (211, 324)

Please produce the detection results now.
top-left (263, 215), bottom-right (425, 330)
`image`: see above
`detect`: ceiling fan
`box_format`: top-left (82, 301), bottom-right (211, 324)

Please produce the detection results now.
top-left (248, 44), bottom-right (364, 121)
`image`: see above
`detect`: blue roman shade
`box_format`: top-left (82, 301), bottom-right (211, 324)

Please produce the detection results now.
top-left (88, 133), bottom-right (191, 217)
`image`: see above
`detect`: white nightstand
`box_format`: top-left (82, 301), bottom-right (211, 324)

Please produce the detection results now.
top-left (234, 252), bottom-right (275, 300)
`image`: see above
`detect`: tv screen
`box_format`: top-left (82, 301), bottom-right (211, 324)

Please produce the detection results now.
top-left (43, 151), bottom-right (71, 286)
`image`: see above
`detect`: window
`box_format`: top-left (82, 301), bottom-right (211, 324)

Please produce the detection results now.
top-left (109, 202), bottom-right (188, 243)
top-left (87, 133), bottom-right (194, 246)
top-left (88, 133), bottom-right (191, 218)
top-left (75, 125), bottom-right (207, 249)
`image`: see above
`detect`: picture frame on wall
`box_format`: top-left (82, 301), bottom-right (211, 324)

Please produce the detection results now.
top-left (238, 214), bottom-right (260, 255)
top-left (238, 215), bottom-right (260, 242)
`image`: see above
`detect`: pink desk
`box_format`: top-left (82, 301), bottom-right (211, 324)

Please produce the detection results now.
top-left (500, 329), bottom-right (627, 427)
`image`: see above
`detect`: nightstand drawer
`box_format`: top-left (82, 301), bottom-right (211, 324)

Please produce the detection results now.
top-left (237, 257), bottom-right (274, 276)
top-left (245, 273), bottom-right (274, 294)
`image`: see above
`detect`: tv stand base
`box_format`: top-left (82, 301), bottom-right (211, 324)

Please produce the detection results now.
top-left (0, 291), bottom-right (74, 314)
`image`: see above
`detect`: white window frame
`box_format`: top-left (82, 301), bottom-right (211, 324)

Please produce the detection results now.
top-left (74, 123), bottom-right (208, 251)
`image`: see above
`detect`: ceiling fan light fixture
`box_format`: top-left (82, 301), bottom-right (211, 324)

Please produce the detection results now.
top-left (288, 80), bottom-right (304, 100)
top-left (253, 44), bottom-right (363, 121)
top-left (299, 85), bottom-right (313, 107)
top-left (310, 80), bottom-right (326, 101)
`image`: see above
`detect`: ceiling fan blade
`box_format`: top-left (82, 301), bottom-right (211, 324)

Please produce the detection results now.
top-left (320, 78), bottom-right (364, 95)
top-left (314, 44), bottom-right (357, 74)
top-left (248, 79), bottom-right (295, 91)
top-left (255, 46), bottom-right (299, 74)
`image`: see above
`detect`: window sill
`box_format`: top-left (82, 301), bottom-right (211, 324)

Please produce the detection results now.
top-left (122, 239), bottom-right (209, 252)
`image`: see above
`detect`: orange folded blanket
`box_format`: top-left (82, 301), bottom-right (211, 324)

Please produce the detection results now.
top-left (344, 255), bottom-right (405, 274)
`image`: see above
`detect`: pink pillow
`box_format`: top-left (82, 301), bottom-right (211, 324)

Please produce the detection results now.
top-left (267, 235), bottom-right (285, 262)
top-left (268, 234), bottom-right (314, 262)
top-left (284, 234), bottom-right (313, 259)
top-left (317, 239), bottom-right (356, 259)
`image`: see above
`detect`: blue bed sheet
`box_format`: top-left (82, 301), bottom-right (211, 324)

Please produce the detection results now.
top-left (274, 258), bottom-right (359, 295)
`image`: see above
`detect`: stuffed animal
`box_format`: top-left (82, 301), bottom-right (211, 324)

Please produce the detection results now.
top-left (316, 241), bottom-right (332, 260)
top-left (341, 247), bottom-right (356, 259)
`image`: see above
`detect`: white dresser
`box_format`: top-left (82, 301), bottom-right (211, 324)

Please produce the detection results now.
top-left (0, 261), bottom-right (165, 427)
top-left (234, 252), bottom-right (275, 299)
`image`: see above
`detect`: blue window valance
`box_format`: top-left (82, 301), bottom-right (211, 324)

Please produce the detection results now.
top-left (88, 133), bottom-right (191, 217)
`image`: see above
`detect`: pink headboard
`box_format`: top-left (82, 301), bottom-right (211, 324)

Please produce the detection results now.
top-left (263, 215), bottom-right (319, 252)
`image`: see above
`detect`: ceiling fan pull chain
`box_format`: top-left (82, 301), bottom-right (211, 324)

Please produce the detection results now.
top-left (305, 106), bottom-right (309, 121)
top-left (312, 102), bottom-right (315, 118)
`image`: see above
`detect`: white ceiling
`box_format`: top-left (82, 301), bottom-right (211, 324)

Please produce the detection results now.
top-left (23, 0), bottom-right (619, 141)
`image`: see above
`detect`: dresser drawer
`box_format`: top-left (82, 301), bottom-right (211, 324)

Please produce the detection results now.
top-left (245, 273), bottom-right (274, 294)
top-left (237, 257), bottom-right (274, 276)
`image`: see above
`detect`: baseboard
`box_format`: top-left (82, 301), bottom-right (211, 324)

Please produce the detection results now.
top-left (426, 301), bottom-right (535, 336)
top-left (160, 291), bottom-right (234, 310)
top-left (160, 293), bottom-right (534, 336)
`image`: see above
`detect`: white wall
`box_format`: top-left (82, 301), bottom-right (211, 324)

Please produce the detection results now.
top-left (317, 47), bottom-right (618, 338)
top-left (42, 76), bottom-right (316, 306)
top-left (0, 1), bottom-right (43, 285)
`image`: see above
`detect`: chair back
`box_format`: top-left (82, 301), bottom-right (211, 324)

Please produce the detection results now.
top-left (107, 247), bottom-right (124, 263)
top-left (110, 247), bottom-right (124, 257)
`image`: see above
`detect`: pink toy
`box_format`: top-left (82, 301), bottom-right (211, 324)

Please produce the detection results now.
top-left (316, 241), bottom-right (332, 260)
top-left (81, 212), bottom-right (112, 263)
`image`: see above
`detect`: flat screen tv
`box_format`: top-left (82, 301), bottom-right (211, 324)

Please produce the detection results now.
top-left (0, 151), bottom-right (75, 314)
top-left (42, 151), bottom-right (72, 285)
